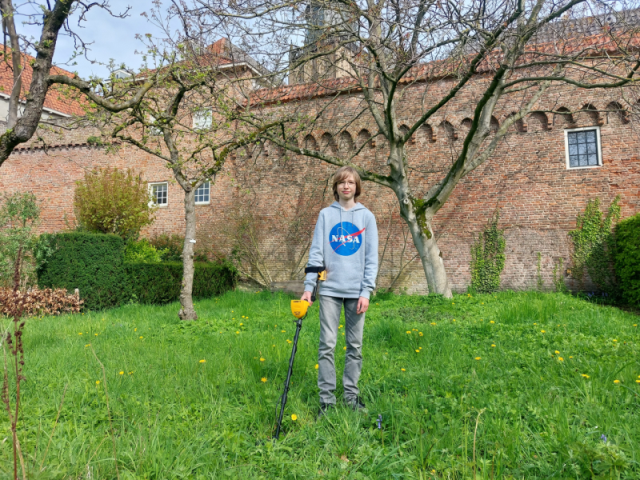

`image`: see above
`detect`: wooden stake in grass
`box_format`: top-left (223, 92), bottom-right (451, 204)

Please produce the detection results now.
top-left (472, 408), bottom-right (486, 480)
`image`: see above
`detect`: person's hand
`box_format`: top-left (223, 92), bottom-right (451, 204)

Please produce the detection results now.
top-left (301, 290), bottom-right (313, 306)
top-left (357, 297), bottom-right (369, 314)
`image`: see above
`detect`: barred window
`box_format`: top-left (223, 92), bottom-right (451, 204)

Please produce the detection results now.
top-left (195, 181), bottom-right (210, 204)
top-left (565, 127), bottom-right (601, 169)
top-left (149, 182), bottom-right (168, 206)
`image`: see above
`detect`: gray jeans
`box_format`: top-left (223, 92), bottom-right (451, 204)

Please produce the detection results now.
top-left (318, 295), bottom-right (365, 405)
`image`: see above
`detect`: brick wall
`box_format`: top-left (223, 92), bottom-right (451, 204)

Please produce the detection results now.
top-left (1, 77), bottom-right (638, 294)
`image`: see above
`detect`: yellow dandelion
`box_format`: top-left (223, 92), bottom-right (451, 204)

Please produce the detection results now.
top-left (343, 346), bottom-right (347, 350)
top-left (240, 323), bottom-right (243, 326)
top-left (94, 333), bottom-right (98, 336)
top-left (581, 374), bottom-right (590, 378)
top-left (406, 331), bottom-right (411, 334)
top-left (634, 324), bottom-right (637, 327)
top-left (119, 371), bottom-right (124, 375)
top-left (614, 379), bottom-right (620, 384)
top-left (272, 345), bottom-right (275, 347)
top-left (200, 359), bottom-right (206, 363)
top-left (613, 339), bottom-right (617, 342)
top-left (541, 330), bottom-right (546, 333)
top-left (134, 328), bottom-right (137, 331)
top-left (261, 377), bottom-right (267, 383)
top-left (636, 380), bottom-right (640, 384)
top-left (78, 332), bottom-right (82, 335)
top-left (430, 322), bottom-right (436, 326)
top-left (236, 331), bottom-right (240, 334)
top-left (95, 380), bottom-right (100, 385)
top-left (260, 357), bottom-right (265, 362)
top-left (419, 332), bottom-right (423, 336)
top-left (415, 349), bottom-right (420, 353)
top-left (555, 350), bottom-right (560, 354)
top-left (491, 344), bottom-right (496, 347)
top-left (452, 302), bottom-right (455, 305)
top-left (315, 364), bottom-right (319, 369)
top-left (139, 336), bottom-right (143, 339)
top-left (569, 356), bottom-right (573, 359)
top-left (490, 321), bottom-right (495, 324)
top-left (401, 368), bottom-right (406, 372)
top-left (85, 344), bottom-right (90, 347)
top-left (533, 323), bottom-right (537, 325)
top-left (452, 319), bottom-right (456, 322)
top-left (291, 414), bottom-right (298, 421)
top-left (558, 357), bottom-right (564, 361)
top-left (128, 371), bottom-right (134, 375)
top-left (475, 357), bottom-right (481, 360)
top-left (281, 330), bottom-right (286, 333)
top-left (481, 302), bottom-right (484, 305)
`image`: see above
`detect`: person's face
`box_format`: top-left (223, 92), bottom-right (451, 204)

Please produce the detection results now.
top-left (337, 175), bottom-right (357, 202)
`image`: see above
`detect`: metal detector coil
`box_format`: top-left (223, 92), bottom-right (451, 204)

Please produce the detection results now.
top-left (290, 300), bottom-right (310, 319)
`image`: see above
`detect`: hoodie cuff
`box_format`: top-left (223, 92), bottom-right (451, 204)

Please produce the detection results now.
top-left (304, 285), bottom-right (315, 293)
top-left (359, 290), bottom-right (371, 300)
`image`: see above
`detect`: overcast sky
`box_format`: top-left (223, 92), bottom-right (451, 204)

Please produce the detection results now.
top-left (17, 0), bottom-right (176, 80)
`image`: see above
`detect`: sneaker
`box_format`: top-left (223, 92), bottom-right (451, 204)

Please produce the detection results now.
top-left (317, 402), bottom-right (335, 419)
top-left (344, 396), bottom-right (367, 412)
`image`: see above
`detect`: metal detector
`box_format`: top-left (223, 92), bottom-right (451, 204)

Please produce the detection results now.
top-left (274, 266), bottom-right (325, 440)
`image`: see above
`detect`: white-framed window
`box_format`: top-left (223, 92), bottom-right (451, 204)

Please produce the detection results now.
top-left (195, 181), bottom-right (210, 205)
top-left (564, 126), bottom-right (602, 169)
top-left (193, 108), bottom-right (212, 130)
top-left (149, 182), bottom-right (168, 207)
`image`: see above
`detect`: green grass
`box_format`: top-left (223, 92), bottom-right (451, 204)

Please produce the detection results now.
top-left (2, 290), bottom-right (639, 479)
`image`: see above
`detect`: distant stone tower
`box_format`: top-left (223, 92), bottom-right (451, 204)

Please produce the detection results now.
top-left (288, 0), bottom-right (358, 85)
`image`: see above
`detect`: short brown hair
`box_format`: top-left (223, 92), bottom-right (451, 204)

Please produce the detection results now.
top-left (332, 166), bottom-right (362, 202)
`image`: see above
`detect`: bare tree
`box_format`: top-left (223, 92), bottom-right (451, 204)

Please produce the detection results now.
top-left (0, 1), bottom-right (159, 168)
top-left (191, 0), bottom-right (640, 297)
top-left (65, 10), bottom-right (286, 319)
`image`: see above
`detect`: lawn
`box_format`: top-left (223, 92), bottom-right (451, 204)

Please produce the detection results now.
top-left (1, 290), bottom-right (639, 479)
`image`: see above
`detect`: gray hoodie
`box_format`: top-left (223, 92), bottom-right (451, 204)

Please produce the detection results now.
top-left (304, 202), bottom-right (378, 299)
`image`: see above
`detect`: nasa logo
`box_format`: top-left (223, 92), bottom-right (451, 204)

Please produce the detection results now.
top-left (329, 222), bottom-right (365, 256)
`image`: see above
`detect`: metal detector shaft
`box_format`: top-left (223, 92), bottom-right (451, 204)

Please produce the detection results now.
top-left (274, 316), bottom-right (303, 440)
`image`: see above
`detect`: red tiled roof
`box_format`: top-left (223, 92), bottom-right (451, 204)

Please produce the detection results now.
top-left (250, 31), bottom-right (640, 106)
top-left (0, 45), bottom-right (87, 116)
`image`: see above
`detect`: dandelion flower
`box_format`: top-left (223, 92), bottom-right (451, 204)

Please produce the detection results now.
top-left (430, 322), bottom-right (436, 326)
top-left (555, 350), bottom-right (560, 354)
top-left (613, 339), bottom-right (617, 342)
top-left (343, 346), bottom-right (347, 350)
top-left (260, 357), bottom-right (265, 362)
top-left (272, 345), bottom-right (275, 347)
top-left (291, 414), bottom-right (298, 421)
top-left (315, 364), bottom-right (319, 369)
top-left (541, 330), bottom-right (546, 333)
top-left (134, 328), bottom-right (137, 331)
top-left (634, 324), bottom-right (638, 327)
top-left (419, 347), bottom-right (422, 350)
top-left (261, 377), bottom-right (267, 383)
top-left (128, 371), bottom-right (134, 375)
top-left (481, 302), bottom-right (484, 305)
top-left (558, 357), bottom-right (564, 361)
top-left (581, 374), bottom-right (590, 378)
top-left (240, 323), bottom-right (243, 326)
top-left (636, 380), bottom-right (640, 384)
top-left (475, 357), bottom-right (481, 360)
top-left (614, 379), bottom-right (620, 384)
top-left (85, 344), bottom-right (90, 347)
top-left (236, 331), bottom-right (240, 334)
top-left (406, 331), bottom-right (411, 334)
top-left (415, 349), bottom-right (420, 353)
top-left (569, 356), bottom-right (573, 359)
top-left (533, 323), bottom-right (537, 325)
top-left (78, 333), bottom-right (82, 335)
top-left (491, 344), bottom-right (496, 348)
top-left (119, 371), bottom-right (124, 375)
top-left (200, 359), bottom-right (206, 363)
top-left (490, 321), bottom-right (495, 324)
top-left (96, 380), bottom-right (100, 385)
top-left (452, 319), bottom-right (456, 322)
top-left (401, 368), bottom-right (406, 372)
top-left (419, 332), bottom-right (423, 336)
top-left (139, 336), bottom-right (143, 339)
top-left (281, 330), bottom-right (286, 333)
top-left (94, 333), bottom-right (98, 336)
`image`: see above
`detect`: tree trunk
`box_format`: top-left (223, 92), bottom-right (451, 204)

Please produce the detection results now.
top-left (179, 188), bottom-right (198, 321)
top-left (397, 190), bottom-right (453, 298)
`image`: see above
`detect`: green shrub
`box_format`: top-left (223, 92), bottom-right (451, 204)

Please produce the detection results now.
top-left (0, 192), bottom-right (40, 287)
top-left (470, 209), bottom-right (505, 293)
top-left (127, 260), bottom-right (237, 304)
top-left (124, 238), bottom-right (167, 263)
top-left (74, 167), bottom-right (156, 239)
top-left (568, 197), bottom-right (620, 295)
top-left (36, 233), bottom-right (130, 310)
top-left (615, 212), bottom-right (640, 307)
top-left (150, 233), bottom-right (184, 262)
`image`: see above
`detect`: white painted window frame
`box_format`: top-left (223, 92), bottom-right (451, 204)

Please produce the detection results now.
top-left (564, 126), bottom-right (602, 170)
top-left (194, 181), bottom-right (211, 205)
top-left (149, 182), bottom-right (169, 207)
top-left (192, 107), bottom-right (213, 130)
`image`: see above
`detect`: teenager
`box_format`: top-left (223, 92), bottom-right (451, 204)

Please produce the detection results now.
top-left (301, 166), bottom-right (378, 416)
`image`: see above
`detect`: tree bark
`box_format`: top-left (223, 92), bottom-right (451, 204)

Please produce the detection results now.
top-left (179, 188), bottom-right (198, 321)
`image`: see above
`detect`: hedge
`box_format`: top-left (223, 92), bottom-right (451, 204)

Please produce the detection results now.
top-left (615, 213), bottom-right (640, 307)
top-left (36, 232), bottom-right (130, 310)
top-left (36, 233), bottom-right (238, 310)
top-left (126, 261), bottom-right (238, 305)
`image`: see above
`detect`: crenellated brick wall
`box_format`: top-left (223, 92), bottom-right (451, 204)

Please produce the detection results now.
top-left (1, 76), bottom-right (639, 294)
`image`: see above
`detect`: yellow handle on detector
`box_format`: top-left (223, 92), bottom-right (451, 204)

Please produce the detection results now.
top-left (290, 300), bottom-right (310, 319)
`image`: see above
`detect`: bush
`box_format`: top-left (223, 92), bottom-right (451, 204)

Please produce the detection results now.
top-left (150, 233), bottom-right (184, 262)
top-left (569, 197), bottom-right (620, 295)
top-left (124, 238), bottom-right (167, 263)
top-left (74, 167), bottom-right (156, 239)
top-left (470, 209), bottom-right (505, 293)
top-left (0, 192), bottom-right (40, 288)
top-left (0, 287), bottom-right (83, 317)
top-left (615, 212), bottom-right (640, 307)
top-left (36, 233), bottom-right (130, 310)
top-left (127, 260), bottom-right (237, 304)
